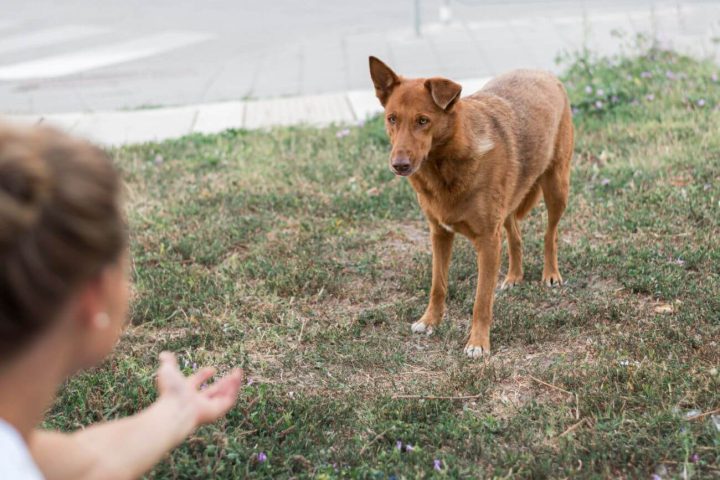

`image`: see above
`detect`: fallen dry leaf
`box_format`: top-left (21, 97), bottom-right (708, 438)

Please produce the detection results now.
top-left (654, 303), bottom-right (674, 314)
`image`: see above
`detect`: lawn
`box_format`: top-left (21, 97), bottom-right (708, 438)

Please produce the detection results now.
top-left (47, 43), bottom-right (719, 478)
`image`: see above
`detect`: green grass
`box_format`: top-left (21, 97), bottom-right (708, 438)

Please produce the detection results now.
top-left (46, 44), bottom-right (719, 478)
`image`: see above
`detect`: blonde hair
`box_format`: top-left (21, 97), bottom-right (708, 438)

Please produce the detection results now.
top-left (0, 124), bottom-right (126, 359)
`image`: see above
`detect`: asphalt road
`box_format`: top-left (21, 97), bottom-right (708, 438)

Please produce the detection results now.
top-left (0, 0), bottom-right (717, 113)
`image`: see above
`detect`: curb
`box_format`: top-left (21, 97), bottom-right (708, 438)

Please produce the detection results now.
top-left (0, 77), bottom-right (490, 146)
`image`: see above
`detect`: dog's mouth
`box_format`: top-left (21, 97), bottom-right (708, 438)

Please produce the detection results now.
top-left (391, 166), bottom-right (415, 177)
top-left (390, 157), bottom-right (425, 177)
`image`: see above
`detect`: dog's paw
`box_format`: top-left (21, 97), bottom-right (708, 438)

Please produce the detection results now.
top-left (463, 344), bottom-right (488, 358)
top-left (501, 275), bottom-right (523, 289)
top-left (411, 320), bottom-right (434, 335)
top-left (542, 272), bottom-right (563, 287)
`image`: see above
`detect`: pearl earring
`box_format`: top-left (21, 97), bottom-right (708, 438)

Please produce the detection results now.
top-left (94, 312), bottom-right (111, 329)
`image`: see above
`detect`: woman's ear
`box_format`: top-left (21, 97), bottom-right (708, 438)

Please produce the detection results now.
top-left (67, 262), bottom-right (130, 370)
top-left (73, 275), bottom-right (106, 332)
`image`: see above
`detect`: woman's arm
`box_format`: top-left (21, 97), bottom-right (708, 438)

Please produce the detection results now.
top-left (30, 353), bottom-right (243, 480)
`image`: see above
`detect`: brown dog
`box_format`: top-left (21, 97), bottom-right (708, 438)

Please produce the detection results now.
top-left (369, 57), bottom-right (574, 357)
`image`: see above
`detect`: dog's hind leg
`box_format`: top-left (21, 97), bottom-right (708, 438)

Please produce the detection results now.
top-left (501, 215), bottom-right (523, 289)
top-left (539, 108), bottom-right (573, 287)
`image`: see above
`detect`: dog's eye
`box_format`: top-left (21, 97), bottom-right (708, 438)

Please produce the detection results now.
top-left (418, 116), bottom-right (429, 126)
top-left (387, 115), bottom-right (397, 125)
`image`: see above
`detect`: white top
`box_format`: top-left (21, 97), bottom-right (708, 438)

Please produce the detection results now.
top-left (0, 418), bottom-right (44, 479)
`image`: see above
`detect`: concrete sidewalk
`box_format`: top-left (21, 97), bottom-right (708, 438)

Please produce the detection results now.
top-left (0, 77), bottom-right (490, 145)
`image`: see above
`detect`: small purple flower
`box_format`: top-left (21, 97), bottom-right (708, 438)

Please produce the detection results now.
top-left (396, 441), bottom-right (414, 453)
top-left (571, 107), bottom-right (579, 115)
top-left (651, 475), bottom-right (661, 480)
top-left (154, 154), bottom-right (164, 165)
top-left (433, 459), bottom-right (443, 471)
top-left (192, 362), bottom-right (197, 371)
top-left (247, 377), bottom-right (254, 386)
top-left (712, 73), bottom-right (718, 82)
top-left (601, 178), bottom-right (610, 186)
top-left (257, 452), bottom-right (267, 463)
top-left (336, 128), bottom-right (350, 138)
top-left (691, 453), bottom-right (700, 463)
top-left (595, 100), bottom-right (603, 109)
top-left (641, 71), bottom-right (652, 79)
top-left (645, 94), bottom-right (655, 102)
top-left (673, 258), bottom-right (685, 266)
top-left (596, 88), bottom-right (605, 97)
top-left (584, 85), bottom-right (593, 94)
top-left (697, 99), bottom-right (706, 107)
top-left (665, 70), bottom-right (676, 80)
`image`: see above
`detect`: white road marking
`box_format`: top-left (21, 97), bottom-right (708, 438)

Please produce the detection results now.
top-left (0, 31), bottom-right (214, 80)
top-left (0, 21), bottom-right (18, 32)
top-left (0, 25), bottom-right (110, 55)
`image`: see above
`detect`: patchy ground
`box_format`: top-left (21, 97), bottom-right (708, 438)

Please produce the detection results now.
top-left (46, 45), bottom-right (719, 478)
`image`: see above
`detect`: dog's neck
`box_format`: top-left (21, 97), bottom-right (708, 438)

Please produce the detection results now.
top-left (416, 102), bottom-right (478, 189)
top-left (429, 101), bottom-right (479, 160)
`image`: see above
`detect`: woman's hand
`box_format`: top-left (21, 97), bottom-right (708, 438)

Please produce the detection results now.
top-left (31, 353), bottom-right (243, 480)
top-left (156, 352), bottom-right (243, 429)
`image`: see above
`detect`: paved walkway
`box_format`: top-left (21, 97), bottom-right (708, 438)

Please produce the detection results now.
top-left (1, 1), bottom-right (719, 145)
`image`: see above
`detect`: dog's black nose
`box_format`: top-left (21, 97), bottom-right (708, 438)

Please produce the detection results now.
top-left (392, 157), bottom-right (411, 175)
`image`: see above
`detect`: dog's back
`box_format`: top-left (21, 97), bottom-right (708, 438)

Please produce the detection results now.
top-left (473, 70), bottom-right (569, 160)
top-left (477, 69), bottom-right (568, 126)
top-left (468, 70), bottom-right (573, 213)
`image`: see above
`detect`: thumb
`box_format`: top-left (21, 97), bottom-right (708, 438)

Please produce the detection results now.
top-left (157, 352), bottom-right (183, 394)
top-left (159, 351), bottom-right (177, 367)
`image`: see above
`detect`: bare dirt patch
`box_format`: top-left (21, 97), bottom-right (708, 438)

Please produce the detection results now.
top-left (485, 334), bottom-right (596, 420)
top-left (377, 220), bottom-right (429, 258)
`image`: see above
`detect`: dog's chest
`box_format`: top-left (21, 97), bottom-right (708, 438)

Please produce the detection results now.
top-left (438, 221), bottom-right (455, 233)
top-left (410, 167), bottom-right (485, 237)
top-left (414, 185), bottom-right (467, 229)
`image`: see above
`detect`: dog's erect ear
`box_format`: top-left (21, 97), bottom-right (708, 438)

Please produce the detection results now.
top-left (424, 77), bottom-right (462, 111)
top-left (369, 56), bottom-right (400, 106)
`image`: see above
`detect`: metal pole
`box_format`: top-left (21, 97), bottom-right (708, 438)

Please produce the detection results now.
top-left (414, 0), bottom-right (421, 37)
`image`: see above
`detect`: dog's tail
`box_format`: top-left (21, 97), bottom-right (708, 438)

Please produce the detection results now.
top-left (514, 182), bottom-right (542, 220)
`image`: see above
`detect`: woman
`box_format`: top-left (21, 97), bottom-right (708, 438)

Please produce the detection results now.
top-left (0, 124), bottom-right (243, 479)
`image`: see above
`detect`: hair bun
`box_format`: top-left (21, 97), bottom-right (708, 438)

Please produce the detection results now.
top-left (0, 139), bottom-right (51, 249)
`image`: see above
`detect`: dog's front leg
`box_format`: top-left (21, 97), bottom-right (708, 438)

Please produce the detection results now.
top-left (465, 229), bottom-right (502, 357)
top-left (411, 221), bottom-right (454, 335)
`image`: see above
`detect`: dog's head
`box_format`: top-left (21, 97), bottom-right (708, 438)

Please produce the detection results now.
top-left (369, 56), bottom-right (462, 177)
